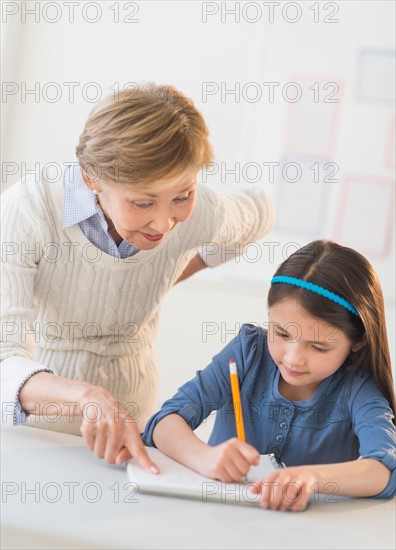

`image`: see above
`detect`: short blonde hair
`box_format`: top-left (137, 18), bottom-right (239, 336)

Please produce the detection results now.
top-left (75, 83), bottom-right (214, 188)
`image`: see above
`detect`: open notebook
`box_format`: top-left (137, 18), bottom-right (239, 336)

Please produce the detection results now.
top-left (127, 447), bottom-right (283, 506)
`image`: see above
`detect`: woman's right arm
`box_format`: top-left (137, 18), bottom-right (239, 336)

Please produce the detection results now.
top-left (17, 370), bottom-right (159, 471)
top-left (1, 183), bottom-right (157, 471)
top-left (17, 371), bottom-right (91, 417)
top-left (1, 182), bottom-right (56, 424)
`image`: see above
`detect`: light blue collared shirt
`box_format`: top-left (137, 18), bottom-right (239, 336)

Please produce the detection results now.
top-left (63, 163), bottom-right (139, 259)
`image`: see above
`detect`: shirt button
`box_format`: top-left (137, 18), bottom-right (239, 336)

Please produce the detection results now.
top-left (273, 447), bottom-right (280, 454)
top-left (284, 409), bottom-right (292, 416)
top-left (280, 422), bottom-right (288, 429)
top-left (276, 434), bottom-right (284, 442)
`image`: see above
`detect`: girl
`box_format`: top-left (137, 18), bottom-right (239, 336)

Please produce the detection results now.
top-left (143, 240), bottom-right (396, 510)
top-left (0, 83), bottom-right (274, 472)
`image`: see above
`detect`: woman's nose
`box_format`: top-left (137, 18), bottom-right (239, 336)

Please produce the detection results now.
top-left (149, 213), bottom-right (175, 234)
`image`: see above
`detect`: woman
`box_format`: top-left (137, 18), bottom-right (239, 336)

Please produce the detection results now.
top-left (1, 83), bottom-right (274, 471)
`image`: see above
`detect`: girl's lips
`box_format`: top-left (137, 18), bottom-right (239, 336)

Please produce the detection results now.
top-left (284, 366), bottom-right (306, 377)
top-left (140, 232), bottom-right (164, 242)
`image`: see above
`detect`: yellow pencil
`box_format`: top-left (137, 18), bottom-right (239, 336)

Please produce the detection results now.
top-left (229, 359), bottom-right (246, 442)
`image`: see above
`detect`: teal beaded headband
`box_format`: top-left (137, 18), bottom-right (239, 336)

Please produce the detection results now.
top-left (270, 276), bottom-right (360, 318)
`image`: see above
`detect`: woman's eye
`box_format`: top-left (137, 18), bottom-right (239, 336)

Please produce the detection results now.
top-left (131, 192), bottom-right (191, 208)
top-left (173, 193), bottom-right (191, 203)
top-left (275, 331), bottom-right (288, 339)
top-left (132, 202), bottom-right (153, 209)
top-left (312, 346), bottom-right (328, 353)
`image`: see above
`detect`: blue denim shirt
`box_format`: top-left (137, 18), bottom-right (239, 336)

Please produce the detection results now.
top-left (144, 324), bottom-right (396, 499)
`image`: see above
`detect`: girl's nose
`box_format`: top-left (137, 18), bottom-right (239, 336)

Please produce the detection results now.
top-left (284, 344), bottom-right (306, 368)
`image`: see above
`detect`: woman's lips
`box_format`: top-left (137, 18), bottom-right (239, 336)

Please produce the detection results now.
top-left (283, 366), bottom-right (306, 377)
top-left (140, 232), bottom-right (164, 242)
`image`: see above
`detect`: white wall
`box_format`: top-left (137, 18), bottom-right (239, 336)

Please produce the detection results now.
top-left (2, 1), bottom-right (395, 422)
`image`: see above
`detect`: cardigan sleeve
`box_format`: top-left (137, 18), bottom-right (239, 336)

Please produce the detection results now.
top-left (197, 185), bottom-right (275, 268)
top-left (1, 180), bottom-right (55, 426)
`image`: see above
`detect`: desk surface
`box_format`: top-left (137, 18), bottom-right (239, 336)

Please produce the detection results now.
top-left (1, 426), bottom-right (395, 550)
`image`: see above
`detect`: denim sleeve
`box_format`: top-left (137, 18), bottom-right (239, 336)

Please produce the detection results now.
top-left (349, 374), bottom-right (396, 498)
top-left (143, 324), bottom-right (262, 446)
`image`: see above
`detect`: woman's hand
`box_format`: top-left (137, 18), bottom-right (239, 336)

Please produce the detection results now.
top-left (79, 384), bottom-right (159, 473)
top-left (196, 438), bottom-right (260, 482)
top-left (250, 466), bottom-right (317, 512)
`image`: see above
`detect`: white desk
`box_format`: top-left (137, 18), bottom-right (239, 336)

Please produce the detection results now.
top-left (1, 426), bottom-right (395, 550)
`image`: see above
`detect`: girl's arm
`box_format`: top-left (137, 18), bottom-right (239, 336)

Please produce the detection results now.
top-left (257, 374), bottom-right (396, 511)
top-left (153, 413), bottom-right (259, 482)
top-left (152, 413), bottom-right (208, 470)
top-left (154, 416), bottom-right (391, 508)
top-left (154, 414), bottom-right (392, 507)
top-left (302, 458), bottom-right (391, 497)
top-left (252, 459), bottom-right (392, 512)
top-left (143, 324), bottom-right (265, 481)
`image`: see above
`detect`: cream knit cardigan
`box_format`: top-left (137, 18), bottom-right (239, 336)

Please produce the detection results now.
top-left (1, 170), bottom-right (274, 434)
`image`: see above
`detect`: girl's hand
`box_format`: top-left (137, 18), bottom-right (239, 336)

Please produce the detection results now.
top-left (78, 384), bottom-right (159, 473)
top-left (250, 466), bottom-right (317, 512)
top-left (196, 438), bottom-right (260, 482)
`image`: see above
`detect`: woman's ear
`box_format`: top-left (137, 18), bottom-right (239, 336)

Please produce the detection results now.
top-left (82, 173), bottom-right (93, 186)
top-left (351, 338), bottom-right (367, 353)
top-left (82, 173), bottom-right (102, 193)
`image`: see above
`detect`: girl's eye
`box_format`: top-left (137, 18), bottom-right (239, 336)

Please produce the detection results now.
top-left (274, 331), bottom-right (288, 339)
top-left (312, 346), bottom-right (328, 353)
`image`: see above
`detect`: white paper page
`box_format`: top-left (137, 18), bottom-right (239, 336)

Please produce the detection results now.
top-left (127, 447), bottom-right (282, 505)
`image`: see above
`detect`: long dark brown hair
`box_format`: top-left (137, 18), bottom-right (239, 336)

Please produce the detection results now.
top-left (267, 240), bottom-right (395, 420)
